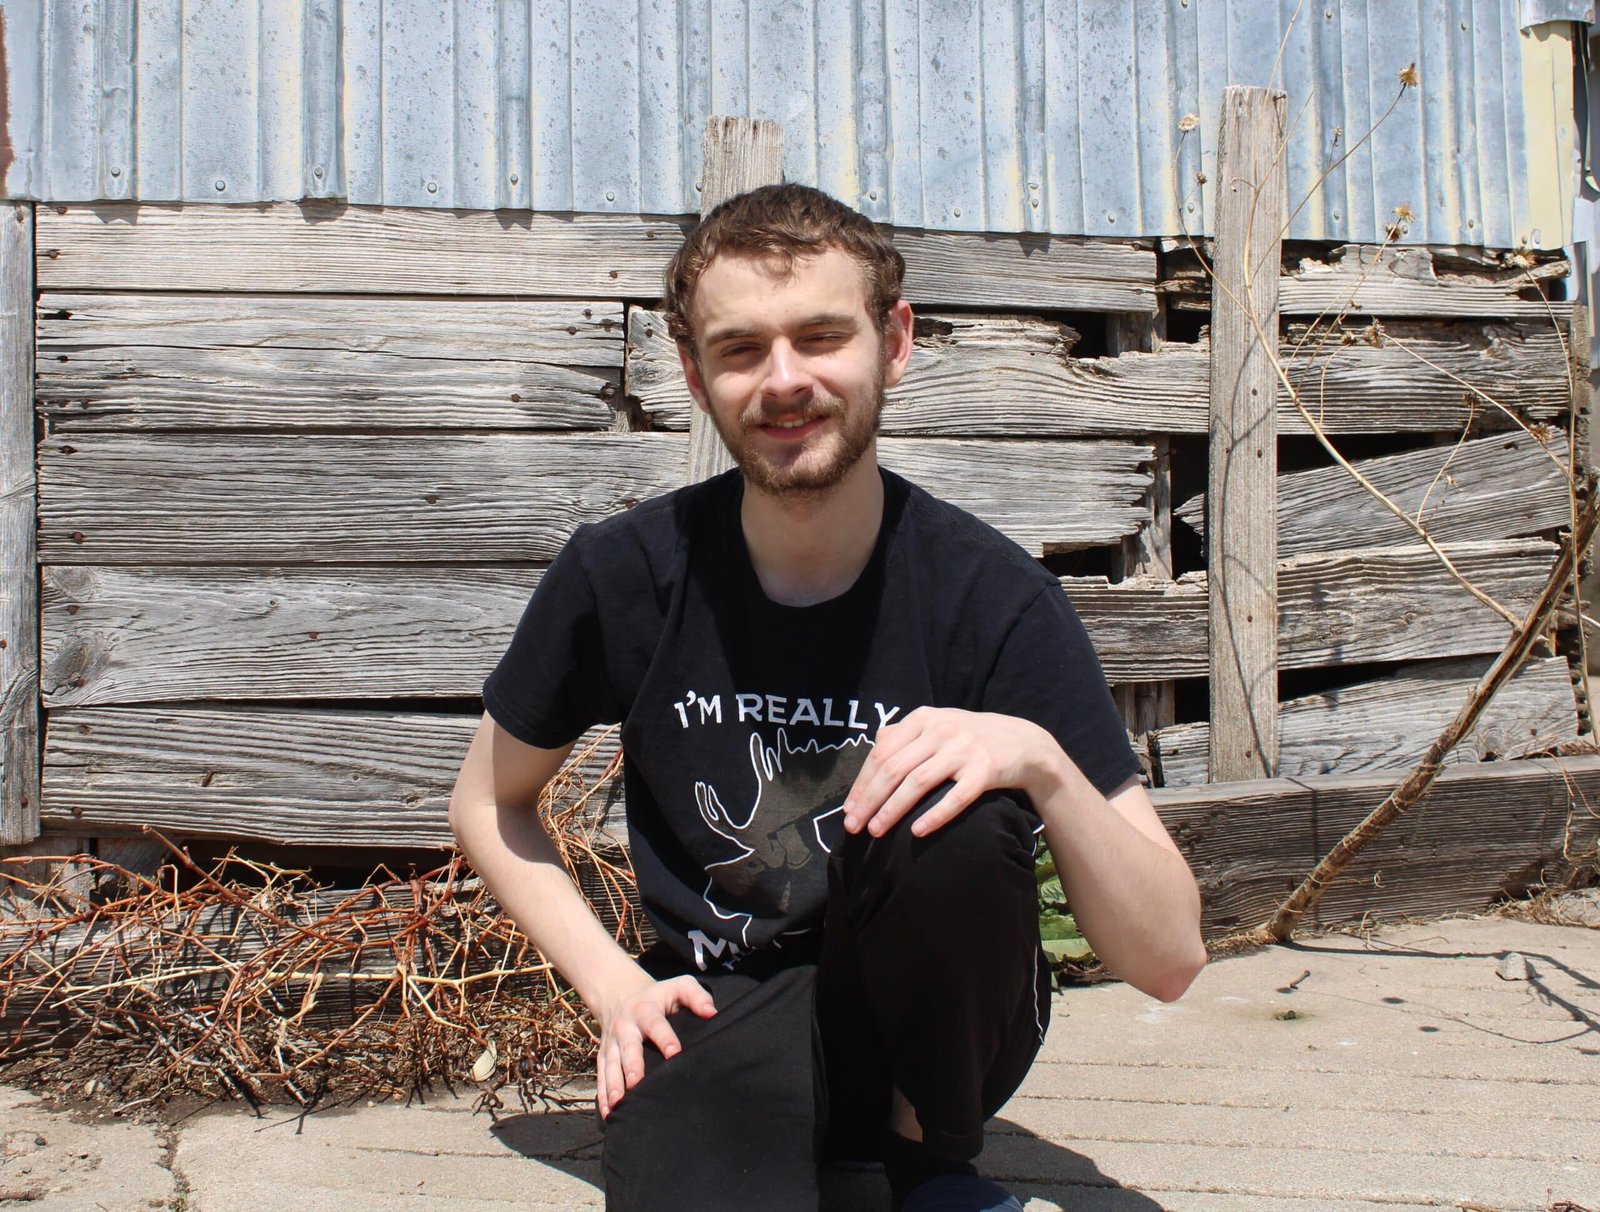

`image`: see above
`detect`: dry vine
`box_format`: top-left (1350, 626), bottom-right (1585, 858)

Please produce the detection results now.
top-left (0, 730), bottom-right (632, 1112)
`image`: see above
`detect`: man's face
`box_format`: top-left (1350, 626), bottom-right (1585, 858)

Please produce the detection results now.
top-left (679, 247), bottom-right (913, 498)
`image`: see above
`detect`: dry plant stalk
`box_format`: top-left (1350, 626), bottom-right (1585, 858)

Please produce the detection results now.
top-left (1242, 492), bottom-right (1599, 945)
top-left (0, 729), bottom-right (633, 1110)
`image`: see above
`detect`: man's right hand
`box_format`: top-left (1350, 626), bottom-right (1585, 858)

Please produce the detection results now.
top-left (595, 972), bottom-right (718, 1119)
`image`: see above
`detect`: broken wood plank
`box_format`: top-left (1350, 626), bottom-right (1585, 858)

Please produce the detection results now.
top-left (36, 202), bottom-right (1157, 314)
top-left (1279, 245), bottom-right (1573, 318)
top-left (1152, 755), bottom-right (1600, 936)
top-left (39, 539), bottom-right (1557, 707)
top-left (629, 311), bottom-right (1570, 437)
top-left (1, 202), bottom-right (39, 845)
top-left (37, 294), bottom-right (625, 431)
top-left (1066, 538), bottom-right (1556, 683)
top-left (1152, 655), bottom-right (1581, 788)
top-left (1176, 432), bottom-right (1572, 557)
top-left (1208, 85), bottom-right (1286, 780)
top-left (36, 433), bottom-right (1150, 564)
top-left (41, 709), bottom-right (623, 846)
top-left (1107, 310), bottom-right (1176, 737)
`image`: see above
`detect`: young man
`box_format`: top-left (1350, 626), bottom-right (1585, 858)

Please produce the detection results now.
top-left (450, 184), bottom-right (1206, 1212)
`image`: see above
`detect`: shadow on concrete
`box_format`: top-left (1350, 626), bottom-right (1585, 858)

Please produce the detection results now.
top-left (986, 1116), bottom-right (1167, 1211)
top-left (485, 1107), bottom-right (604, 1190)
top-left (1275, 937), bottom-right (1599, 1042)
top-left (485, 1109), bottom-right (1163, 1210)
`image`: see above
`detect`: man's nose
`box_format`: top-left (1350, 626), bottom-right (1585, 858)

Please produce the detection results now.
top-left (762, 340), bottom-right (813, 402)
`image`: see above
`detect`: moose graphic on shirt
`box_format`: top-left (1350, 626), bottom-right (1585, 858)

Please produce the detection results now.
top-left (691, 728), bottom-right (872, 958)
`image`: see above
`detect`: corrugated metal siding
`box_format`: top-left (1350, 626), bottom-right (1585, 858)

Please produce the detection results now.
top-left (0, 0), bottom-right (1575, 247)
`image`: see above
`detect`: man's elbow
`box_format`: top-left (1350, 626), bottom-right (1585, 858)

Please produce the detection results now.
top-left (1146, 937), bottom-right (1208, 1003)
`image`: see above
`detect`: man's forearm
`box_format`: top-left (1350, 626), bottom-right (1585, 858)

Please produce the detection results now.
top-left (450, 794), bottom-right (648, 1015)
top-left (1028, 752), bottom-right (1206, 1002)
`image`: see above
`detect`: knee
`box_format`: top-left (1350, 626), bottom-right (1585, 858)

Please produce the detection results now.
top-left (838, 786), bottom-right (1040, 908)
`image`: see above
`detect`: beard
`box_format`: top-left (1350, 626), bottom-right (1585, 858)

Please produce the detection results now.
top-left (710, 371), bottom-right (886, 499)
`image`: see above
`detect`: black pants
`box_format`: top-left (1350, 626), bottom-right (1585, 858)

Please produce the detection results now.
top-left (601, 791), bottom-right (1051, 1212)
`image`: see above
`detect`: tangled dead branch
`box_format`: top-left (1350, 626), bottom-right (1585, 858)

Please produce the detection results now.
top-left (0, 730), bottom-right (633, 1112)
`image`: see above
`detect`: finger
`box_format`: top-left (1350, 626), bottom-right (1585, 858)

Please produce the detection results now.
top-left (669, 976), bottom-right (719, 1018)
top-left (598, 1042), bottom-right (624, 1119)
top-left (846, 734), bottom-right (945, 832)
top-left (619, 1026), bottom-right (649, 1089)
top-left (638, 1008), bottom-right (684, 1061)
top-left (862, 747), bottom-right (959, 836)
top-left (595, 1053), bottom-right (609, 1120)
top-left (907, 776), bottom-right (984, 837)
top-left (842, 713), bottom-right (929, 814)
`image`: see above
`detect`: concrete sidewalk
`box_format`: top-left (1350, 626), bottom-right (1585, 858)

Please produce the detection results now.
top-left (3, 915), bottom-right (1596, 1211)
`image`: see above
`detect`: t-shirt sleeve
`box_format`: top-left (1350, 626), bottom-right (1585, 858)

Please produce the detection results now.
top-left (481, 529), bottom-right (617, 749)
top-left (979, 583), bottom-right (1140, 798)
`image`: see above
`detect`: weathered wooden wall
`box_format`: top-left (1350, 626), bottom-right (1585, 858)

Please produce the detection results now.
top-left (8, 121), bottom-right (1592, 938)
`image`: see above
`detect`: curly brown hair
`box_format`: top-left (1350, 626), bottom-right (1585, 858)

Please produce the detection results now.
top-left (662, 184), bottom-right (905, 351)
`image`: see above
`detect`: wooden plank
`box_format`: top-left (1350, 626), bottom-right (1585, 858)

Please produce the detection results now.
top-left (36, 202), bottom-right (691, 297)
top-left (1152, 756), bottom-right (1600, 935)
top-left (1278, 319), bottom-right (1572, 431)
top-left (879, 437), bottom-right (1149, 554)
top-left (687, 117), bottom-right (784, 482)
top-left (1208, 86), bottom-right (1286, 780)
top-left (41, 709), bottom-right (623, 847)
top-left (36, 202), bottom-right (1156, 314)
top-left (40, 540), bottom-right (1556, 707)
top-left (37, 433), bottom-right (688, 564)
top-left (1066, 538), bottom-right (1556, 683)
top-left (1176, 432), bottom-right (1573, 557)
top-left (1152, 655), bottom-right (1581, 788)
top-left (1280, 244), bottom-right (1574, 318)
top-left (36, 433), bottom-right (1150, 564)
top-left (37, 294), bottom-right (625, 431)
top-left (894, 229), bottom-right (1157, 314)
top-left (40, 564), bottom-right (540, 707)
top-left (1, 202), bottom-right (39, 845)
top-left (628, 310), bottom-right (1573, 437)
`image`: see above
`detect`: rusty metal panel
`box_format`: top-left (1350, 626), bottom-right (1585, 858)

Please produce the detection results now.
top-left (0, 0), bottom-right (1575, 248)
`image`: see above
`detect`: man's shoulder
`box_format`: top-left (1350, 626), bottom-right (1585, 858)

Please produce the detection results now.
top-left (887, 470), bottom-right (1057, 595)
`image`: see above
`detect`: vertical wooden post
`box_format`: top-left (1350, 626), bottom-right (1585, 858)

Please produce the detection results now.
top-left (686, 117), bottom-right (785, 484)
top-left (1208, 87), bottom-right (1286, 782)
top-left (1109, 312), bottom-right (1176, 739)
top-left (1, 202), bottom-right (39, 844)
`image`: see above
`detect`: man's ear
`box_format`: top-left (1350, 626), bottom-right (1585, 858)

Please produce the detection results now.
top-left (677, 340), bottom-right (712, 413)
top-left (881, 299), bottom-right (916, 390)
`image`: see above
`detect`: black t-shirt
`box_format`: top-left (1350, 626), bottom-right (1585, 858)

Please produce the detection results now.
top-left (483, 468), bottom-right (1137, 973)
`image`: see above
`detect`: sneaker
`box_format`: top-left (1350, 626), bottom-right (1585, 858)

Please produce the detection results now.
top-left (901, 1173), bottom-right (1024, 1212)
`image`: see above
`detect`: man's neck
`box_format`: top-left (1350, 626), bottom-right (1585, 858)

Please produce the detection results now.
top-left (739, 454), bottom-right (885, 607)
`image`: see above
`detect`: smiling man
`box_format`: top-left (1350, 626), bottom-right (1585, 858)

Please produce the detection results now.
top-left (449, 184), bottom-right (1206, 1212)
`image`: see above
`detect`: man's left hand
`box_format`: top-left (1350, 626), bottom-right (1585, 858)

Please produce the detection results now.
top-left (841, 706), bottom-right (1054, 838)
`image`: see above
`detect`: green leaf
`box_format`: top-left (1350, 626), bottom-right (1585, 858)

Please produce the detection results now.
top-left (1035, 851), bottom-right (1058, 884)
top-left (1037, 912), bottom-right (1082, 941)
top-left (1041, 936), bottom-right (1094, 961)
top-left (1037, 876), bottom-right (1065, 907)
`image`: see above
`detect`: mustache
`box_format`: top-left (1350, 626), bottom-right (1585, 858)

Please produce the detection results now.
top-left (738, 395), bottom-right (847, 429)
